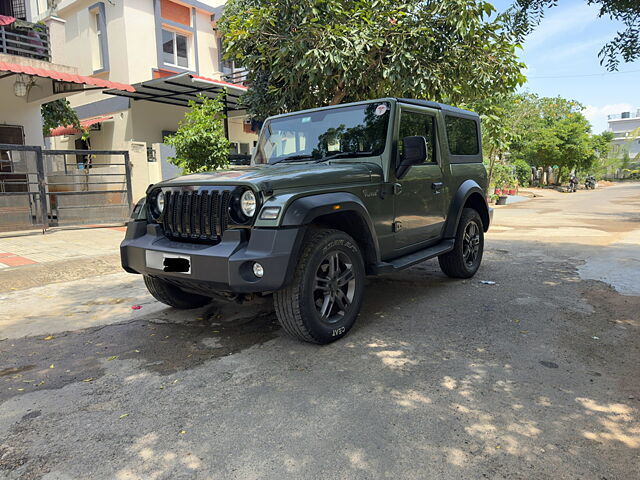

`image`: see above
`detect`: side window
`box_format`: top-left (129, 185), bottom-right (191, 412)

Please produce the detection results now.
top-left (162, 29), bottom-right (190, 68)
top-left (398, 111), bottom-right (436, 164)
top-left (445, 116), bottom-right (479, 155)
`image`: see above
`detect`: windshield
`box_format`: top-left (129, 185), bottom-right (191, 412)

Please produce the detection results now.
top-left (253, 102), bottom-right (391, 165)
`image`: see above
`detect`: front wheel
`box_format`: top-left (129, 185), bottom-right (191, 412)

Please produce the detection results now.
top-left (438, 208), bottom-right (484, 278)
top-left (274, 228), bottom-right (365, 344)
top-left (143, 275), bottom-right (212, 309)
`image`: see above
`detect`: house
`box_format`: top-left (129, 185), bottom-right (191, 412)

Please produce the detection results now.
top-left (1, 7), bottom-right (131, 146)
top-left (1, 2), bottom-right (136, 232)
top-left (607, 109), bottom-right (640, 161)
top-left (31, 0), bottom-right (258, 200)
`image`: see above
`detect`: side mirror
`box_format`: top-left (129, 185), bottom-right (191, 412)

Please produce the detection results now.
top-left (401, 136), bottom-right (427, 166)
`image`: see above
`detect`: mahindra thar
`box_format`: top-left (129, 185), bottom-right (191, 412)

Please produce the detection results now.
top-left (121, 98), bottom-right (492, 344)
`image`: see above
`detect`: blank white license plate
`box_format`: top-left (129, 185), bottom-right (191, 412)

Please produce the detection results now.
top-left (145, 250), bottom-right (191, 274)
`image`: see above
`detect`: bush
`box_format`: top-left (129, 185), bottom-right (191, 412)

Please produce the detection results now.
top-left (165, 93), bottom-right (230, 174)
top-left (492, 163), bottom-right (517, 189)
top-left (512, 158), bottom-right (531, 187)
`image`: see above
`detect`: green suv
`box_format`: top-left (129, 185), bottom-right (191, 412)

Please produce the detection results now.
top-left (121, 98), bottom-right (492, 344)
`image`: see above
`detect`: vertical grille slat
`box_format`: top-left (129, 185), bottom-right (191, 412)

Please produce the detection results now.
top-left (182, 192), bottom-right (191, 236)
top-left (162, 191), bottom-right (172, 234)
top-left (184, 192), bottom-right (193, 235)
top-left (174, 192), bottom-right (183, 235)
top-left (160, 189), bottom-right (226, 244)
top-left (221, 191), bottom-right (231, 234)
top-left (193, 194), bottom-right (198, 235)
top-left (212, 192), bottom-right (220, 236)
top-left (196, 191), bottom-right (207, 237)
top-left (203, 191), bottom-right (211, 237)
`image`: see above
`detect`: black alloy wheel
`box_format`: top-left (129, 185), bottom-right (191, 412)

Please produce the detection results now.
top-left (313, 251), bottom-right (357, 324)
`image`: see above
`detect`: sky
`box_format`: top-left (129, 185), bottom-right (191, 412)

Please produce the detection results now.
top-left (491, 0), bottom-right (639, 133)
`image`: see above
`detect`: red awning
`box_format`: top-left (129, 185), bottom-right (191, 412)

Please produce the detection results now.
top-left (0, 15), bottom-right (16, 26)
top-left (48, 115), bottom-right (113, 137)
top-left (192, 74), bottom-right (248, 91)
top-left (0, 62), bottom-right (134, 92)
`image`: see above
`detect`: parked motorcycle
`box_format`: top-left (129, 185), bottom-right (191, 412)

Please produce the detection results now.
top-left (585, 175), bottom-right (597, 190)
top-left (568, 174), bottom-right (579, 193)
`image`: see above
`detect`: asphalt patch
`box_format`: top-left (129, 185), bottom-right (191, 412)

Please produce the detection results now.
top-left (0, 312), bottom-right (279, 402)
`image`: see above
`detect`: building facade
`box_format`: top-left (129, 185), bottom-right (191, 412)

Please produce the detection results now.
top-left (31, 0), bottom-right (257, 199)
top-left (607, 109), bottom-right (640, 161)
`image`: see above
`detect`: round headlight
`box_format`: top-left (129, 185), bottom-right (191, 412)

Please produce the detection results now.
top-left (156, 191), bottom-right (165, 214)
top-left (240, 190), bottom-right (256, 217)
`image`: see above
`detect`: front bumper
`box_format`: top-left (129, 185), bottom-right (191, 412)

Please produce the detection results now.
top-left (120, 221), bottom-right (304, 294)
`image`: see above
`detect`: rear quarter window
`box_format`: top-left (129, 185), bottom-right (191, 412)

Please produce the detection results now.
top-left (445, 116), bottom-right (479, 156)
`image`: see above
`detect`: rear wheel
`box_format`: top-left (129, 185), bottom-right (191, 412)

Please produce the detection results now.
top-left (274, 228), bottom-right (365, 344)
top-left (438, 208), bottom-right (484, 278)
top-left (143, 275), bottom-right (211, 309)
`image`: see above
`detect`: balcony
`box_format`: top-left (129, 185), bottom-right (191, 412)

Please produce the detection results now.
top-left (222, 67), bottom-right (249, 86)
top-left (608, 111), bottom-right (640, 121)
top-left (0, 21), bottom-right (50, 62)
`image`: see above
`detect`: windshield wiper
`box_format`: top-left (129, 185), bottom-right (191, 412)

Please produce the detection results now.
top-left (271, 151), bottom-right (374, 165)
top-left (271, 154), bottom-right (314, 165)
top-left (314, 151), bottom-right (374, 163)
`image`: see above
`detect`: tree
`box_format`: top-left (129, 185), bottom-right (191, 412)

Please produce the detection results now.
top-left (591, 130), bottom-right (614, 163)
top-left (41, 99), bottom-right (80, 137)
top-left (590, 130), bottom-right (618, 178)
top-left (164, 94), bottom-right (231, 174)
top-left (220, 0), bottom-right (526, 120)
top-left (507, 95), bottom-right (597, 182)
top-left (472, 93), bottom-right (540, 188)
top-left (510, 0), bottom-right (640, 70)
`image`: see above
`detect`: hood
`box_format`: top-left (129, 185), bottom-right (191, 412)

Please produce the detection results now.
top-left (157, 162), bottom-right (383, 191)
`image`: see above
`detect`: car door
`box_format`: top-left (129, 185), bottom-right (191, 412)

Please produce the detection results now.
top-left (392, 106), bottom-right (446, 252)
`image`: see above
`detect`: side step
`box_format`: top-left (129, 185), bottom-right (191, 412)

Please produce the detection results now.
top-left (376, 239), bottom-right (455, 273)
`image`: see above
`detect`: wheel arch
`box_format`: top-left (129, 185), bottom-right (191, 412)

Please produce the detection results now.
top-left (444, 180), bottom-right (490, 238)
top-left (281, 192), bottom-right (380, 274)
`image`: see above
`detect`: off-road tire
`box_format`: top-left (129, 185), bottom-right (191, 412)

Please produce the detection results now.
top-left (274, 228), bottom-right (365, 344)
top-left (438, 208), bottom-right (484, 279)
top-left (143, 275), bottom-right (211, 309)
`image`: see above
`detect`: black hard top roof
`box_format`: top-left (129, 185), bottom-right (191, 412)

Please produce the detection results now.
top-left (396, 98), bottom-right (479, 118)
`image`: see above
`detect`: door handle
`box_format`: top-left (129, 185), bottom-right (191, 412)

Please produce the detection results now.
top-left (432, 182), bottom-right (444, 191)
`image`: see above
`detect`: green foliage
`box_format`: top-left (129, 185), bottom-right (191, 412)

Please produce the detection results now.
top-left (512, 158), bottom-right (531, 186)
top-left (478, 93), bottom-right (618, 185)
top-left (505, 94), bottom-right (596, 182)
top-left (472, 93), bottom-right (537, 188)
top-left (510, 0), bottom-right (640, 70)
top-left (220, 0), bottom-right (525, 120)
top-left (164, 94), bottom-right (231, 174)
top-left (41, 99), bottom-right (80, 137)
top-left (491, 163), bottom-right (517, 189)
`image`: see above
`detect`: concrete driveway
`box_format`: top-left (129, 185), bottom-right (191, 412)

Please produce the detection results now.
top-left (1, 183), bottom-right (638, 480)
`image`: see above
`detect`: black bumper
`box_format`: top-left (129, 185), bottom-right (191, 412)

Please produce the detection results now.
top-left (120, 221), bottom-right (304, 294)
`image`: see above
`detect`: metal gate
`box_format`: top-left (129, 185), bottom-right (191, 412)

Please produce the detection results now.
top-left (0, 144), bottom-right (132, 233)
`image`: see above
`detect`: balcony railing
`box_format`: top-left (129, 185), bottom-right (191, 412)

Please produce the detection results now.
top-left (222, 68), bottom-right (248, 86)
top-left (0, 21), bottom-right (50, 62)
top-left (608, 111), bottom-right (640, 121)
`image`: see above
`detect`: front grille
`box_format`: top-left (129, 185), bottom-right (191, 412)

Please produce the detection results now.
top-left (161, 189), bottom-right (231, 243)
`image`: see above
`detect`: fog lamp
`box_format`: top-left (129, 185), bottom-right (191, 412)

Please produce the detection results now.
top-left (253, 262), bottom-right (264, 278)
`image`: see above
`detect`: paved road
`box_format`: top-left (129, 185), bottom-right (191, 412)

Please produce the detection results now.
top-left (1, 184), bottom-right (639, 480)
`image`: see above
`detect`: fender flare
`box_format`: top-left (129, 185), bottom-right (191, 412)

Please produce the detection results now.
top-left (443, 180), bottom-right (490, 238)
top-left (281, 192), bottom-right (381, 265)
